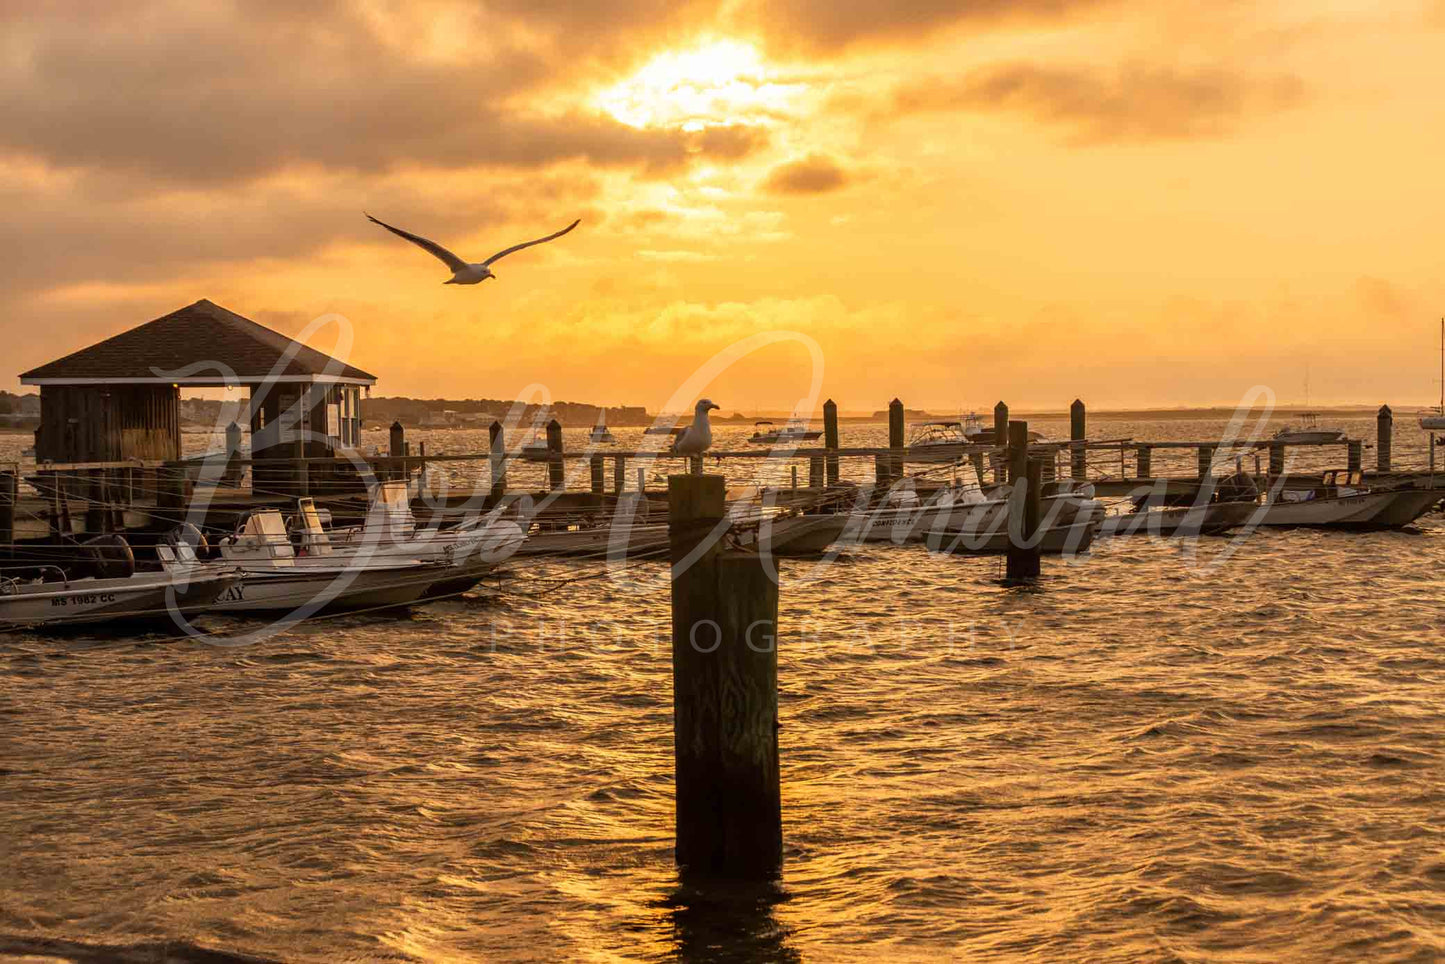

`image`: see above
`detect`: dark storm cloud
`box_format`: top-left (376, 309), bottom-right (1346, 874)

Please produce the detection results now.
top-left (762, 154), bottom-right (849, 194)
top-left (892, 63), bottom-right (1307, 141)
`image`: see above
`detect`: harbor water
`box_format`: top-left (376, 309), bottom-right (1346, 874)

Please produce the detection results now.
top-left (3, 414), bottom-right (1444, 962)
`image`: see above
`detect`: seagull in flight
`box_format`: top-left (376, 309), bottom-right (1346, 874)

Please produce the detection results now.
top-left (365, 213), bottom-right (580, 285)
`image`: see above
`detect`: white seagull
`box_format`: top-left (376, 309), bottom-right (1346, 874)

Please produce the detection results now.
top-left (673, 399), bottom-right (720, 457)
top-left (365, 213), bottom-right (580, 285)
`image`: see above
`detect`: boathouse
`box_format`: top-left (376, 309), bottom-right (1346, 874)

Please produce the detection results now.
top-left (20, 299), bottom-right (376, 491)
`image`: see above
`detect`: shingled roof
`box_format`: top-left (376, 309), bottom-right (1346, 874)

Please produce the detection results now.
top-left (20, 299), bottom-right (377, 385)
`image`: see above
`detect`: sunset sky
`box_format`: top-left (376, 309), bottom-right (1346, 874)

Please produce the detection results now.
top-left (4, 0), bottom-right (1445, 413)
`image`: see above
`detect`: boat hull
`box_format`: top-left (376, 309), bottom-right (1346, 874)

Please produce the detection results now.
top-left (1099, 500), bottom-right (1257, 538)
top-left (0, 569), bottom-right (239, 631)
top-left (209, 564), bottom-right (442, 614)
top-left (923, 517), bottom-right (1100, 557)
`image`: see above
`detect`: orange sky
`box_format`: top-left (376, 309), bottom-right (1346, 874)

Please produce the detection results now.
top-left (4, 0), bottom-right (1445, 413)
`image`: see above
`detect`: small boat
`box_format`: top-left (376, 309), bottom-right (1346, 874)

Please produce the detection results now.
top-left (644, 423), bottom-right (685, 436)
top-left (1098, 499), bottom-right (1258, 538)
top-left (1247, 470), bottom-right (1443, 529)
top-left (1421, 318), bottom-right (1445, 430)
top-left (514, 496), bottom-right (668, 558)
top-left (1271, 412), bottom-right (1345, 445)
top-left (180, 510), bottom-right (451, 614)
top-left (917, 481), bottom-right (1105, 557)
top-left (0, 542), bottom-right (240, 631)
top-left (293, 482), bottom-right (525, 597)
top-left (748, 420), bottom-right (822, 444)
top-left (908, 420), bottom-right (970, 451)
top-left (590, 412), bottom-right (617, 444)
top-left (731, 511), bottom-right (848, 556)
top-left (520, 433), bottom-right (552, 462)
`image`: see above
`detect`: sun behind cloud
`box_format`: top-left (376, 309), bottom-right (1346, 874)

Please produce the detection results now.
top-left (596, 39), bottom-right (802, 131)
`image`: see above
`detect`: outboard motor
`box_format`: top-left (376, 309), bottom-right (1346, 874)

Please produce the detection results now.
top-left (1215, 471), bottom-right (1259, 504)
top-left (81, 533), bottom-right (136, 579)
top-left (165, 522), bottom-right (210, 559)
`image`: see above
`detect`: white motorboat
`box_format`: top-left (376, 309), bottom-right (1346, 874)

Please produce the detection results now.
top-left (1420, 318), bottom-right (1445, 430)
top-left (908, 420), bottom-right (970, 450)
top-left (589, 411), bottom-right (617, 444)
top-left (748, 420), bottom-right (822, 444)
top-left (170, 510), bottom-right (450, 614)
top-left (306, 482), bottom-right (524, 564)
top-left (1247, 470), bottom-right (1444, 529)
top-left (732, 511), bottom-right (848, 556)
top-left (296, 483), bottom-right (525, 597)
top-left (918, 481), bottom-right (1104, 557)
top-left (0, 548), bottom-right (240, 631)
top-left (520, 432), bottom-right (552, 462)
top-left (1271, 412), bottom-right (1345, 445)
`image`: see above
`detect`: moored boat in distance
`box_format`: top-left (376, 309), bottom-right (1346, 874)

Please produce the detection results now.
top-left (1270, 411), bottom-right (1345, 444)
top-left (748, 420), bottom-right (823, 444)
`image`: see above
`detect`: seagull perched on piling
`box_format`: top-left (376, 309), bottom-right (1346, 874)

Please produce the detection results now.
top-left (365, 213), bottom-right (580, 285)
top-left (672, 399), bottom-right (720, 457)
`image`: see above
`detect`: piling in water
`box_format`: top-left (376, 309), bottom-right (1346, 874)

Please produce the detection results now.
top-left (667, 474), bottom-right (782, 879)
top-left (1005, 422), bottom-right (1041, 582)
top-left (823, 399), bottom-right (840, 486)
top-left (1377, 405), bottom-right (1392, 473)
top-left (488, 420), bottom-right (506, 501)
top-left (546, 419), bottom-right (564, 491)
top-left (1070, 399), bottom-right (1087, 480)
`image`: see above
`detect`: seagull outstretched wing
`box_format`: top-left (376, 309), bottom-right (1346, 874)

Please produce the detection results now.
top-left (366, 213), bottom-right (468, 272)
top-left (482, 220), bottom-right (581, 267)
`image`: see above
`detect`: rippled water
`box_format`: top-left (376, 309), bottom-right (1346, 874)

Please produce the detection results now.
top-left (4, 414), bottom-right (1445, 962)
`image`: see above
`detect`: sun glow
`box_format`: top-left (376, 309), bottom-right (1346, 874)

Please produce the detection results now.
top-left (596, 39), bottom-right (800, 130)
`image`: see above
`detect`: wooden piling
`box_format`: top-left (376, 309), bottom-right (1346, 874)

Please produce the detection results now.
top-left (1377, 405), bottom-right (1392, 472)
top-left (389, 420), bottom-right (405, 457)
top-left (614, 455), bottom-right (627, 494)
top-left (1347, 440), bottom-right (1362, 473)
top-left (887, 398), bottom-right (905, 485)
top-left (1197, 445), bottom-right (1215, 481)
top-left (808, 457), bottom-right (823, 490)
top-left (0, 469), bottom-right (16, 557)
top-left (993, 401), bottom-right (1009, 483)
top-left (1005, 422), bottom-right (1041, 582)
top-left (488, 420), bottom-right (507, 500)
top-left (1269, 442), bottom-right (1286, 477)
top-left (667, 474), bottom-right (782, 878)
top-left (1137, 445), bottom-right (1152, 479)
top-left (590, 454), bottom-right (605, 496)
top-left (823, 399), bottom-right (840, 486)
top-left (84, 469), bottom-right (107, 534)
top-left (546, 418), bottom-right (565, 491)
top-left (1070, 399), bottom-right (1087, 480)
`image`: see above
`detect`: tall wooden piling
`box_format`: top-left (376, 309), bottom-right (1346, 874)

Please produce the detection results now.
top-left (668, 474), bottom-right (782, 878)
top-left (546, 418), bottom-right (565, 491)
top-left (808, 457), bottom-right (823, 489)
top-left (1348, 440), bottom-right (1362, 473)
top-left (1269, 442), bottom-right (1286, 477)
top-left (887, 398), bottom-right (905, 485)
top-left (823, 398), bottom-right (840, 486)
top-left (614, 455), bottom-right (627, 494)
top-left (993, 401), bottom-right (1009, 483)
top-left (1070, 399), bottom-right (1087, 480)
top-left (1005, 422), bottom-right (1041, 582)
top-left (1137, 445), bottom-right (1152, 479)
top-left (488, 420), bottom-right (507, 501)
top-left (1377, 405), bottom-right (1392, 472)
